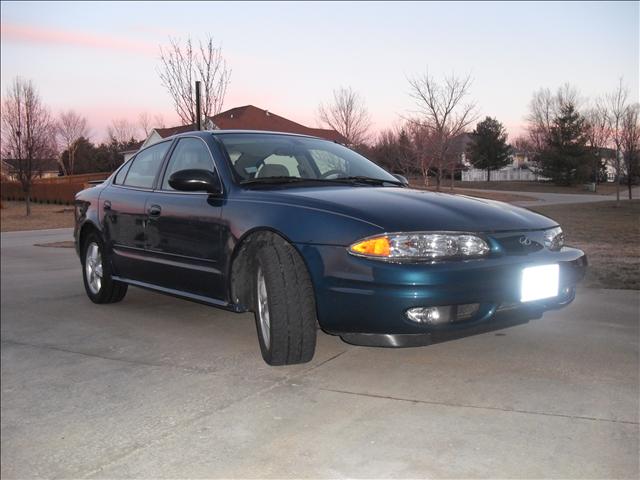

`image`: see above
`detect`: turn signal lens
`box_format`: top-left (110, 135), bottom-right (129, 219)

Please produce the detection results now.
top-left (350, 236), bottom-right (391, 257)
top-left (349, 232), bottom-right (490, 261)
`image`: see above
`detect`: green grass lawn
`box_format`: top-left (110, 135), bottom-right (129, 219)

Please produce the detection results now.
top-left (529, 200), bottom-right (640, 290)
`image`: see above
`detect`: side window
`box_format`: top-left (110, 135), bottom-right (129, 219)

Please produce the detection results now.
top-left (113, 160), bottom-right (132, 185)
top-left (123, 142), bottom-right (170, 189)
top-left (162, 138), bottom-right (215, 190)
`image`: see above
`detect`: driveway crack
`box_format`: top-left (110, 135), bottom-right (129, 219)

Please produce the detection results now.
top-left (320, 388), bottom-right (639, 426)
top-left (0, 338), bottom-right (223, 375)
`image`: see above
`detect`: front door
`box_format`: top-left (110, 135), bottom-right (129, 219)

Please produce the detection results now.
top-left (143, 137), bottom-right (226, 300)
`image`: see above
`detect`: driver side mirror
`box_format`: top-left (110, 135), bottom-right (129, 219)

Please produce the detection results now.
top-left (168, 169), bottom-right (223, 195)
top-left (392, 174), bottom-right (409, 186)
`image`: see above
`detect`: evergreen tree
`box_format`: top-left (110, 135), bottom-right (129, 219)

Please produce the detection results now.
top-left (539, 103), bottom-right (589, 185)
top-left (467, 117), bottom-right (511, 181)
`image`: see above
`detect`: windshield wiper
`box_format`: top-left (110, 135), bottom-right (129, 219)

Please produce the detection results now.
top-left (240, 175), bottom-right (404, 187)
top-left (240, 176), bottom-right (336, 186)
top-left (324, 176), bottom-right (404, 186)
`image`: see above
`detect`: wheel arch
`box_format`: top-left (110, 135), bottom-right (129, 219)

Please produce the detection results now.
top-left (228, 227), bottom-right (310, 312)
top-left (77, 220), bottom-right (102, 259)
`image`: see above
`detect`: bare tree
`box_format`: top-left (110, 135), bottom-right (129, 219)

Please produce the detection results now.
top-left (56, 110), bottom-right (88, 175)
top-left (1, 78), bottom-right (56, 215)
top-left (621, 103), bottom-right (640, 199)
top-left (318, 86), bottom-right (372, 146)
top-left (153, 113), bottom-right (166, 129)
top-left (372, 124), bottom-right (416, 177)
top-left (158, 36), bottom-right (231, 126)
top-left (605, 78), bottom-right (629, 204)
top-left (107, 118), bottom-right (138, 146)
top-left (407, 71), bottom-right (477, 191)
top-left (407, 122), bottom-right (438, 186)
top-left (526, 87), bottom-right (555, 153)
top-left (526, 84), bottom-right (581, 155)
top-left (138, 112), bottom-right (152, 138)
top-left (584, 101), bottom-right (611, 190)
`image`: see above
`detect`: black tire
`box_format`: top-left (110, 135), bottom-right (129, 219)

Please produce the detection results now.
top-left (253, 235), bottom-right (317, 365)
top-left (81, 232), bottom-right (128, 304)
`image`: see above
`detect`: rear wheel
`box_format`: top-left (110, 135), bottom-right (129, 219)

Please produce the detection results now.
top-left (82, 232), bottom-right (128, 304)
top-left (253, 237), bottom-right (317, 365)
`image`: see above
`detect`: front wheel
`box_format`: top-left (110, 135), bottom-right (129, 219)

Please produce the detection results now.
top-left (254, 237), bottom-right (317, 365)
top-left (82, 232), bottom-right (128, 304)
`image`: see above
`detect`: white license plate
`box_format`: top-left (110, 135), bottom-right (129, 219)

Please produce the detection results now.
top-left (521, 264), bottom-right (559, 302)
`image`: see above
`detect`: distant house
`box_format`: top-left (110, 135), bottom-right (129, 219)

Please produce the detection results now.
top-left (597, 147), bottom-right (618, 182)
top-left (461, 148), bottom-right (543, 182)
top-left (457, 132), bottom-right (542, 182)
top-left (1, 158), bottom-right (60, 181)
top-left (1, 159), bottom-right (14, 181)
top-left (122, 105), bottom-right (346, 163)
top-left (461, 142), bottom-right (619, 182)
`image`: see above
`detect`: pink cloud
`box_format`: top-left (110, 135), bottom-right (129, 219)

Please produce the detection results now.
top-left (1, 22), bottom-right (156, 55)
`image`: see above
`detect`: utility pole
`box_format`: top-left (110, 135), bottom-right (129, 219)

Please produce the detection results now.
top-left (195, 80), bottom-right (202, 131)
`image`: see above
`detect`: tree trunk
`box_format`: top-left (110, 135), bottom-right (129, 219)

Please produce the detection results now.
top-left (615, 150), bottom-right (620, 205)
top-left (422, 163), bottom-right (429, 187)
top-left (25, 191), bottom-right (31, 216)
top-left (487, 168), bottom-right (491, 182)
top-left (436, 169), bottom-right (442, 191)
top-left (629, 175), bottom-right (633, 200)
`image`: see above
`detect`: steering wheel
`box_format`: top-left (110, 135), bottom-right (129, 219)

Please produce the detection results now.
top-left (319, 169), bottom-right (345, 179)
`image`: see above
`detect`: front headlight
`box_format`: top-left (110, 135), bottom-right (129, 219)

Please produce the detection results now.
top-left (544, 226), bottom-right (564, 251)
top-left (348, 232), bottom-right (490, 261)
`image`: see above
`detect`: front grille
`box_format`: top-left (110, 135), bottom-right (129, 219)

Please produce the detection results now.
top-left (492, 231), bottom-right (546, 255)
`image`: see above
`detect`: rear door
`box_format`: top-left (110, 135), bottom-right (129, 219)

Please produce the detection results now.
top-left (143, 136), bottom-right (226, 300)
top-left (102, 140), bottom-right (172, 281)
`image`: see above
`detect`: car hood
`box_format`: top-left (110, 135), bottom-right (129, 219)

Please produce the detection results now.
top-left (248, 186), bottom-right (557, 233)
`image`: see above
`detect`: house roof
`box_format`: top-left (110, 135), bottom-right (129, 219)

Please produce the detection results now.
top-left (154, 124), bottom-right (198, 139)
top-left (125, 105), bottom-right (347, 157)
top-left (120, 140), bottom-right (145, 154)
top-left (210, 105), bottom-right (347, 143)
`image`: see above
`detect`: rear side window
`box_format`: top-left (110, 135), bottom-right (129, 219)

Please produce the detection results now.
top-left (161, 138), bottom-right (215, 190)
top-left (123, 142), bottom-right (171, 189)
top-left (113, 160), bottom-right (131, 185)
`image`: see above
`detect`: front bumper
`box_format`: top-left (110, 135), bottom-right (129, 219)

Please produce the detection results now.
top-left (297, 243), bottom-right (587, 344)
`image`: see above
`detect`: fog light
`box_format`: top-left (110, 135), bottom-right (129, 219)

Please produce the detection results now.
top-left (406, 307), bottom-right (448, 325)
top-left (406, 303), bottom-right (480, 325)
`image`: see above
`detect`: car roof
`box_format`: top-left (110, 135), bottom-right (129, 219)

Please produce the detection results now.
top-left (170, 129), bottom-right (328, 141)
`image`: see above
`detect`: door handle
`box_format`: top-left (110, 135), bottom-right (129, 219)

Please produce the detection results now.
top-left (103, 200), bottom-right (111, 210)
top-left (148, 205), bottom-right (162, 217)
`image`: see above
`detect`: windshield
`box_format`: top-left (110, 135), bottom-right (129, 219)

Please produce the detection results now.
top-left (216, 133), bottom-right (399, 186)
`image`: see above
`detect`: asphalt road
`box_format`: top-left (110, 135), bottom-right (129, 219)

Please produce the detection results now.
top-left (1, 228), bottom-right (638, 479)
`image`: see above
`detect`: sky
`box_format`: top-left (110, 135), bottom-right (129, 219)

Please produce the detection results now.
top-left (1, 1), bottom-right (638, 142)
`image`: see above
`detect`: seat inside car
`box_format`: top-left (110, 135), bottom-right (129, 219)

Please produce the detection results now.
top-left (257, 164), bottom-right (290, 178)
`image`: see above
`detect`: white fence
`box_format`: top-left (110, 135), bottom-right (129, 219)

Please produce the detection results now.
top-left (462, 168), bottom-right (542, 182)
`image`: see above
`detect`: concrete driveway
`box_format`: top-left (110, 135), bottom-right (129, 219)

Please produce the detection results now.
top-left (1, 229), bottom-right (638, 479)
